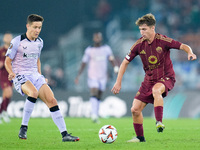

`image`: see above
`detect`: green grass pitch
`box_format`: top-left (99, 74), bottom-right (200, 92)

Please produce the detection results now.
top-left (0, 117), bottom-right (199, 150)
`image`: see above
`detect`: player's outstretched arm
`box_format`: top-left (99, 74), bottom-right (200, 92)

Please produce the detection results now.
top-left (111, 59), bottom-right (129, 95)
top-left (180, 44), bottom-right (197, 61)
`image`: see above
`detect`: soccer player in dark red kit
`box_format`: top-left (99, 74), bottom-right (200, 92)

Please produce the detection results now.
top-left (111, 13), bottom-right (197, 142)
top-left (0, 33), bottom-right (13, 124)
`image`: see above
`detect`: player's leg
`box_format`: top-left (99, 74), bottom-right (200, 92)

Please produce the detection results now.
top-left (87, 78), bottom-right (101, 123)
top-left (90, 78), bottom-right (107, 123)
top-left (127, 99), bottom-right (147, 142)
top-left (152, 83), bottom-right (165, 132)
top-left (90, 88), bottom-right (101, 123)
top-left (1, 86), bottom-right (13, 122)
top-left (38, 84), bottom-right (79, 142)
top-left (18, 80), bottom-right (39, 139)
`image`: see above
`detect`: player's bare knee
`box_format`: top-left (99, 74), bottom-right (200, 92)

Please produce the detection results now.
top-left (47, 97), bottom-right (57, 106)
top-left (131, 106), bottom-right (140, 116)
top-left (152, 88), bottom-right (162, 98)
top-left (28, 90), bottom-right (39, 98)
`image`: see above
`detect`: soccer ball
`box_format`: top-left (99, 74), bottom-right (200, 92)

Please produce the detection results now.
top-left (98, 125), bottom-right (118, 144)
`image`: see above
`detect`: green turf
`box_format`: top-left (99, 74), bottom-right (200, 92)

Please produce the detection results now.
top-left (0, 117), bottom-right (199, 150)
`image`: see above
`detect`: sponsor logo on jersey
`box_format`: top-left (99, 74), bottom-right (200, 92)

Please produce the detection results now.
top-left (148, 55), bottom-right (158, 64)
top-left (23, 53), bottom-right (37, 58)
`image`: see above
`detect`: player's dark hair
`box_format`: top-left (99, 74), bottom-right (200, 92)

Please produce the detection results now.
top-left (27, 14), bottom-right (44, 24)
top-left (135, 13), bottom-right (156, 26)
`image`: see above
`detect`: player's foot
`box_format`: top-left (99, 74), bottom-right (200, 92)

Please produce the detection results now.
top-left (127, 136), bottom-right (146, 143)
top-left (92, 118), bottom-right (101, 124)
top-left (91, 115), bottom-right (100, 124)
top-left (156, 121), bottom-right (165, 132)
top-left (62, 133), bottom-right (80, 142)
top-left (18, 126), bottom-right (28, 139)
top-left (2, 111), bottom-right (10, 123)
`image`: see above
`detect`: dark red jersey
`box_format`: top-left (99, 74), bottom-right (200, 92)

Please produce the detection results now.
top-left (0, 46), bottom-right (7, 71)
top-left (0, 46), bottom-right (12, 89)
top-left (125, 33), bottom-right (182, 81)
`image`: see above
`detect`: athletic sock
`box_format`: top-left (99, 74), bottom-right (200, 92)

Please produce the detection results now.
top-left (90, 97), bottom-right (99, 119)
top-left (21, 97), bottom-right (37, 126)
top-left (50, 105), bottom-right (67, 134)
top-left (133, 123), bottom-right (144, 137)
top-left (1, 98), bottom-right (10, 111)
top-left (154, 106), bottom-right (163, 122)
top-left (3, 98), bottom-right (10, 111)
top-left (0, 101), bottom-right (3, 114)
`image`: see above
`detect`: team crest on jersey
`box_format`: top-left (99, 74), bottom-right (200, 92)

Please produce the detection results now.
top-left (8, 43), bottom-right (13, 49)
top-left (148, 55), bottom-right (158, 64)
top-left (156, 47), bottom-right (162, 53)
top-left (140, 50), bottom-right (146, 54)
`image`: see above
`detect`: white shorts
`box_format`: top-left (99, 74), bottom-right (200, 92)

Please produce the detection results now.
top-left (12, 73), bottom-right (46, 96)
top-left (87, 78), bottom-right (107, 91)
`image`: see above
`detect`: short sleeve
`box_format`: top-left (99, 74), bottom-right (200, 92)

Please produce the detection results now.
top-left (106, 45), bottom-right (113, 56)
top-left (38, 38), bottom-right (43, 57)
top-left (82, 47), bottom-right (90, 63)
top-left (168, 39), bottom-right (182, 50)
top-left (5, 36), bottom-right (20, 60)
top-left (125, 42), bottom-right (139, 62)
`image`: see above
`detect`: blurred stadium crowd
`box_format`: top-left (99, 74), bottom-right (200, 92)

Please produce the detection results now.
top-left (0, 0), bottom-right (200, 92)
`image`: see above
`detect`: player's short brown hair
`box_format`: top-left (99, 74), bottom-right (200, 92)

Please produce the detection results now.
top-left (135, 13), bottom-right (156, 26)
top-left (27, 14), bottom-right (44, 24)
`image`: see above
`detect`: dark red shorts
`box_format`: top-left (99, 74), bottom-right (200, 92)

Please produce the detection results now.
top-left (134, 77), bottom-right (175, 104)
top-left (0, 70), bottom-right (12, 89)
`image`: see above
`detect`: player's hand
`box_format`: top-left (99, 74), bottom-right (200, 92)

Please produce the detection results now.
top-left (188, 53), bottom-right (197, 61)
top-left (8, 72), bottom-right (15, 81)
top-left (111, 82), bottom-right (121, 95)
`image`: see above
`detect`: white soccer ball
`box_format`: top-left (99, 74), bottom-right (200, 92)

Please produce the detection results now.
top-left (98, 125), bottom-right (118, 144)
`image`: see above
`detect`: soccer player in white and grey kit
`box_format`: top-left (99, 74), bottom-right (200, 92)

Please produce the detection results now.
top-left (5, 14), bottom-right (79, 142)
top-left (75, 32), bottom-right (119, 123)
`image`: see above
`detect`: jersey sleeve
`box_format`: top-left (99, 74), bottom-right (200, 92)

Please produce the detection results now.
top-left (5, 36), bottom-right (20, 59)
top-left (162, 35), bottom-right (182, 50)
top-left (82, 47), bottom-right (90, 63)
top-left (168, 39), bottom-right (182, 50)
top-left (125, 41), bottom-right (139, 62)
top-left (38, 38), bottom-right (43, 57)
